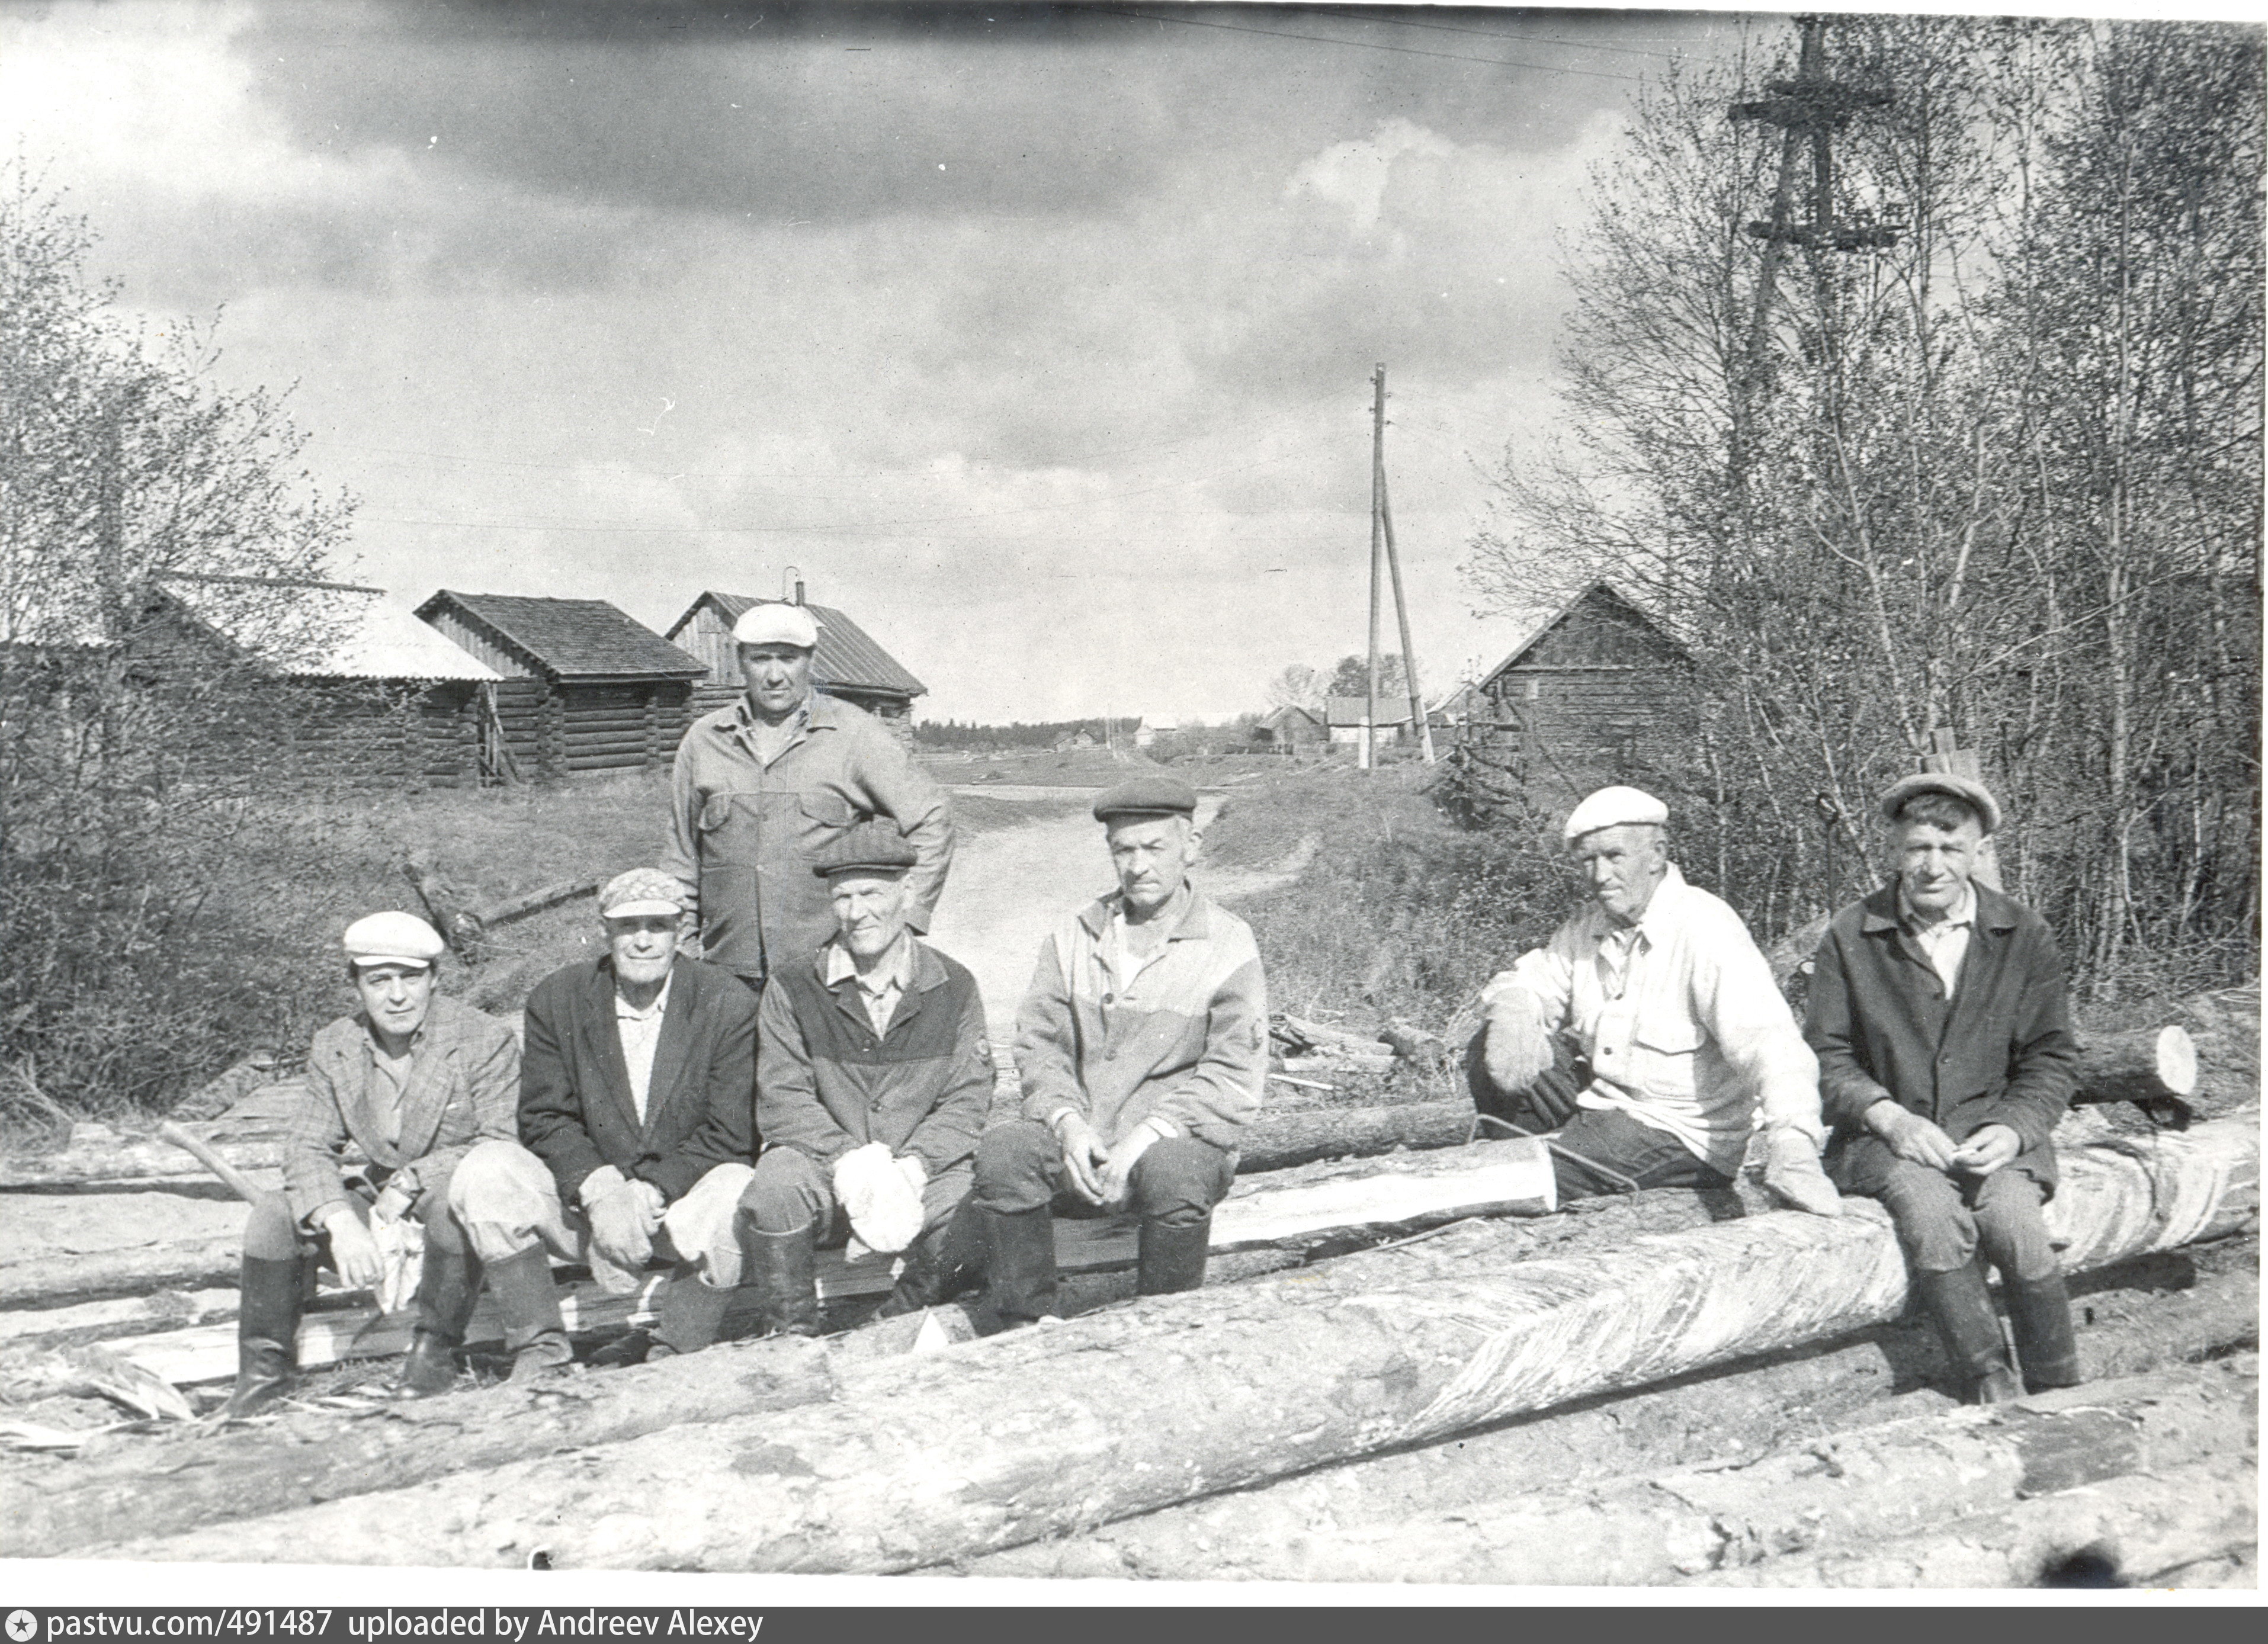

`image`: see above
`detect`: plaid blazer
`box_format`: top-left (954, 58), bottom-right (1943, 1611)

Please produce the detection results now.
top-left (283, 993), bottom-right (521, 1225)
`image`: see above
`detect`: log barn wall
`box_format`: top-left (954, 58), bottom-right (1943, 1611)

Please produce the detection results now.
top-left (1475, 583), bottom-right (1696, 779)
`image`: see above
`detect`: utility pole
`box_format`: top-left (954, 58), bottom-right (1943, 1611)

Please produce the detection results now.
top-left (1377, 431), bottom-right (1436, 766)
top-left (1362, 364), bottom-right (1385, 772)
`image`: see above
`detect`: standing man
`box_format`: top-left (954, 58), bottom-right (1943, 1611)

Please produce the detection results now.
top-left (1475, 785), bottom-right (1840, 1213)
top-left (662, 600), bottom-right (952, 994)
top-left (1806, 774), bottom-right (2083, 1404)
top-left (973, 776), bottom-right (1269, 1328)
top-left (486, 869), bottom-right (763, 1366)
top-left (227, 912), bottom-right (536, 1415)
top-left (740, 822), bottom-right (994, 1333)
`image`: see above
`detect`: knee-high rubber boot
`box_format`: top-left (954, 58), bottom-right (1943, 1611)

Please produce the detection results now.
top-left (981, 1205), bottom-right (1058, 1327)
top-left (650, 1262), bottom-right (737, 1359)
top-left (397, 1242), bottom-right (481, 1398)
top-left (1913, 1259), bottom-right (2022, 1404)
top-left (875, 1199), bottom-right (984, 1318)
top-left (749, 1222), bottom-right (820, 1338)
top-left (486, 1246), bottom-right (572, 1384)
top-left (2006, 1270), bottom-right (2083, 1392)
top-left (1136, 1215), bottom-right (1212, 1296)
top-left (220, 1256), bottom-right (305, 1418)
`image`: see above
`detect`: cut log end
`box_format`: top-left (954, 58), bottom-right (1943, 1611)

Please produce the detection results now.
top-left (2157, 1024), bottom-right (2200, 1097)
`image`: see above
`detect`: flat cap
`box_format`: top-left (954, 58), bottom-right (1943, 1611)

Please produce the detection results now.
top-left (1563, 785), bottom-right (1669, 842)
top-left (732, 601), bottom-right (820, 649)
top-left (599, 868), bottom-right (690, 918)
top-left (813, 818), bottom-right (919, 878)
top-left (342, 910), bottom-right (445, 968)
top-left (1879, 772), bottom-right (2000, 835)
top-left (1093, 775), bottom-right (1199, 823)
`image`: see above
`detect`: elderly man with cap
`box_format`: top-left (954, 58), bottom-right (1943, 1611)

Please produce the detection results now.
top-left (224, 912), bottom-right (525, 1415)
top-left (971, 776), bottom-right (1269, 1327)
top-left (739, 821), bottom-right (993, 1333)
top-left (1475, 785), bottom-right (1839, 1213)
top-left (479, 868), bottom-right (764, 1366)
top-left (662, 599), bottom-right (953, 994)
top-left (1805, 773), bottom-right (2083, 1404)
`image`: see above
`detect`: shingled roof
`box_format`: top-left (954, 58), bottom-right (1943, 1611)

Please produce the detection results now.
top-left (689, 593), bottom-right (927, 697)
top-left (417, 592), bottom-right (703, 681)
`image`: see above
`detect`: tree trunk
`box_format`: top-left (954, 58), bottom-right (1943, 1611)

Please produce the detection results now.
top-left (2071, 1024), bottom-right (2198, 1106)
top-left (94, 1116), bottom-right (2257, 1570)
top-left (1239, 1100), bottom-right (1475, 1172)
top-left (959, 1261), bottom-right (2260, 1579)
top-left (1686, 1453), bottom-right (2257, 1588)
top-left (1106, 1361), bottom-right (2254, 1587)
top-left (0, 1240), bottom-right (243, 1309)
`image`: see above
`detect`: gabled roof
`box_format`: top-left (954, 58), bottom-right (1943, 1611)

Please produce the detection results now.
top-left (1259, 704), bottom-right (1323, 729)
top-left (161, 579), bottom-right (499, 681)
top-left (675, 592), bottom-right (927, 698)
top-left (1477, 580), bottom-right (1689, 692)
top-left (420, 592), bottom-right (703, 680)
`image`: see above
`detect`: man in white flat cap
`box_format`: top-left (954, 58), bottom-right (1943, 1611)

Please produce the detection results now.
top-left (226, 911), bottom-right (535, 1414)
top-left (1473, 785), bottom-right (1840, 1214)
top-left (662, 599), bottom-right (953, 993)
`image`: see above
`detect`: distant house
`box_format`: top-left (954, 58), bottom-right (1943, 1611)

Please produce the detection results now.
top-left (1324, 696), bottom-right (1412, 746)
top-left (1252, 704), bottom-right (1324, 751)
top-left (1133, 717), bottom-right (1178, 750)
top-left (664, 587), bottom-right (928, 739)
top-left (416, 591), bottom-right (704, 781)
top-left (1471, 582), bottom-right (1694, 778)
top-left (1055, 729), bottom-right (1097, 752)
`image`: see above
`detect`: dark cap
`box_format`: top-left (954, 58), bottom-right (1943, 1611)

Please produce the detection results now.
top-left (812, 819), bottom-right (919, 878)
top-left (1878, 772), bottom-right (2001, 835)
top-left (1093, 775), bottom-right (1199, 823)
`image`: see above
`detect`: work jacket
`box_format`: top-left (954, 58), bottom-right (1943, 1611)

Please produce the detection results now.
top-left (1805, 880), bottom-right (2081, 1198)
top-left (284, 993), bottom-right (521, 1226)
top-left (518, 954), bottom-right (761, 1206)
top-left (757, 936), bottom-right (994, 1180)
top-left (661, 692), bottom-right (953, 984)
top-left (1015, 884), bottom-right (1269, 1151)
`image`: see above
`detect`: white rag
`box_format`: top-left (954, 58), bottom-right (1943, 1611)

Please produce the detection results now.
top-left (833, 1142), bottom-right (926, 1255)
top-left (370, 1215), bottom-right (424, 1315)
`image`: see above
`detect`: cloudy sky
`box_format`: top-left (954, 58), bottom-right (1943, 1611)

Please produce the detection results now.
top-left (4, 2), bottom-right (1770, 723)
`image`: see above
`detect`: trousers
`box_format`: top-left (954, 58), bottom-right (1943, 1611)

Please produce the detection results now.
top-left (1874, 1158), bottom-right (2059, 1280)
top-left (971, 1118), bottom-right (1235, 1227)
top-left (1471, 1028), bottom-right (1729, 1199)
top-left (741, 1144), bottom-right (973, 1245)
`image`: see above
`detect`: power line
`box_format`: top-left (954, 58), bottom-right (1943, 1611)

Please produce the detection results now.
top-left (1090, 7), bottom-right (1643, 82)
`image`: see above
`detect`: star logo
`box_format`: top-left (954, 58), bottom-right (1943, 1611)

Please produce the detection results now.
top-left (7, 1610), bottom-right (37, 1643)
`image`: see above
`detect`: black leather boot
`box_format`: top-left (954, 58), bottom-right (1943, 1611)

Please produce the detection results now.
top-left (220, 1256), bottom-right (305, 1418)
top-left (875, 1199), bottom-right (983, 1319)
top-left (1136, 1215), bottom-right (1212, 1296)
top-left (981, 1204), bottom-right (1058, 1328)
top-left (485, 1246), bottom-right (572, 1384)
top-left (2006, 1270), bottom-right (2083, 1392)
top-left (650, 1262), bottom-right (736, 1359)
top-left (1914, 1258), bottom-right (2022, 1404)
top-left (749, 1222), bottom-right (820, 1338)
top-left (396, 1241), bottom-right (480, 1398)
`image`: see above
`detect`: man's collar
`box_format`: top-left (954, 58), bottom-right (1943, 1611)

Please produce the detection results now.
top-left (731, 692), bottom-right (846, 733)
top-left (614, 964), bottom-right (675, 1019)
top-left (1082, 881), bottom-right (1209, 941)
top-left (823, 930), bottom-right (916, 993)
top-left (1596, 862), bottom-right (1687, 943)
top-left (1898, 879), bottom-right (1977, 935)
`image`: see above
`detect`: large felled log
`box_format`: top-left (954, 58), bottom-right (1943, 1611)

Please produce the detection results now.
top-left (1237, 1100), bottom-right (1475, 1172)
top-left (2073, 1023), bottom-right (2198, 1116)
top-left (1688, 1454), bottom-right (2259, 1589)
top-left (960, 1261), bottom-right (2262, 1579)
top-left (100, 1115), bottom-right (2257, 1569)
top-left (1134, 1361), bottom-right (2254, 1587)
top-left (0, 1239), bottom-right (244, 1309)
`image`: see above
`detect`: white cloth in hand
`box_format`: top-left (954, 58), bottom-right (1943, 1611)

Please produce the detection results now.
top-left (1761, 1127), bottom-right (1842, 1218)
top-left (1483, 990), bottom-right (1554, 1096)
top-left (370, 1213), bottom-right (424, 1314)
top-left (833, 1142), bottom-right (925, 1255)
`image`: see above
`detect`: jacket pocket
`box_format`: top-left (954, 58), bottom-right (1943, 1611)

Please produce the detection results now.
top-left (698, 791), bottom-right (737, 832)
top-left (799, 789), bottom-right (856, 830)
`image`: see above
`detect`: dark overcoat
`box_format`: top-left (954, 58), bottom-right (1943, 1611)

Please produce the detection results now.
top-left (1805, 880), bottom-right (2081, 1199)
top-left (519, 954), bottom-right (759, 1205)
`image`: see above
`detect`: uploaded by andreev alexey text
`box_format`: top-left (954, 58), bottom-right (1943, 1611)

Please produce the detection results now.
top-left (5, 1614), bottom-right (774, 1644)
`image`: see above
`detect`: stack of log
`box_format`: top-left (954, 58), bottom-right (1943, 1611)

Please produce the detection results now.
top-left (0, 985), bottom-right (2254, 1585)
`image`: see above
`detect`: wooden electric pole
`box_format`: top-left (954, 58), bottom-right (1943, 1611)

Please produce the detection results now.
top-left (1362, 365), bottom-right (1385, 772)
top-left (1377, 435), bottom-right (1435, 766)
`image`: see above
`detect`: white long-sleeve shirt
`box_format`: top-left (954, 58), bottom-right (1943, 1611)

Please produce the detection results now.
top-left (1483, 864), bottom-right (1823, 1176)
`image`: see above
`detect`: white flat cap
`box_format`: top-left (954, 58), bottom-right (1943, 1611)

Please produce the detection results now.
top-left (732, 601), bottom-right (820, 649)
top-left (1563, 785), bottom-right (1669, 842)
top-left (599, 868), bottom-right (690, 918)
top-left (342, 911), bottom-right (445, 968)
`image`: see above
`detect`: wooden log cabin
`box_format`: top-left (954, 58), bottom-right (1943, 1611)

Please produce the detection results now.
top-left (1470, 582), bottom-right (1696, 781)
top-left (665, 586), bottom-right (928, 742)
top-left (415, 592), bottom-right (704, 781)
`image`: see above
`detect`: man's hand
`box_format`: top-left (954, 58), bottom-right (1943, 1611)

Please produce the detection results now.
top-left (1483, 992), bottom-right (1554, 1098)
top-left (1760, 1127), bottom-right (1841, 1217)
top-left (1052, 1112), bottom-right (1109, 1206)
top-left (323, 1206), bottom-right (386, 1291)
top-left (369, 1180), bottom-right (416, 1226)
top-left (1949, 1123), bottom-right (2022, 1177)
top-left (586, 1176), bottom-right (662, 1273)
top-left (1096, 1120), bottom-right (1166, 1212)
top-left (1867, 1100), bottom-right (1960, 1171)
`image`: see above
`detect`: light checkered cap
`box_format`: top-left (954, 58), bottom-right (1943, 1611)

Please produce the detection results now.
top-left (599, 868), bottom-right (691, 919)
top-left (732, 601), bottom-right (820, 649)
top-left (1563, 785), bottom-right (1670, 843)
top-left (341, 910), bottom-right (445, 969)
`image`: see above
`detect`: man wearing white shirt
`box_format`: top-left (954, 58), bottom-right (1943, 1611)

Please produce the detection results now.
top-left (1475, 785), bottom-right (1840, 1213)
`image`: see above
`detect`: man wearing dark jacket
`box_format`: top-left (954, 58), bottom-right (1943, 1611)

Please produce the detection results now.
top-left (497, 868), bottom-right (762, 1363)
top-left (1805, 773), bottom-right (2084, 1404)
top-left (742, 821), bottom-right (993, 1332)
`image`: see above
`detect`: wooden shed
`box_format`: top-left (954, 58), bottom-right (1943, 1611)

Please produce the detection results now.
top-left (1252, 704), bottom-right (1324, 751)
top-left (1325, 696), bottom-right (1411, 747)
top-left (1471, 582), bottom-right (1695, 777)
top-left (416, 591), bottom-right (704, 780)
top-left (665, 588), bottom-right (928, 740)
